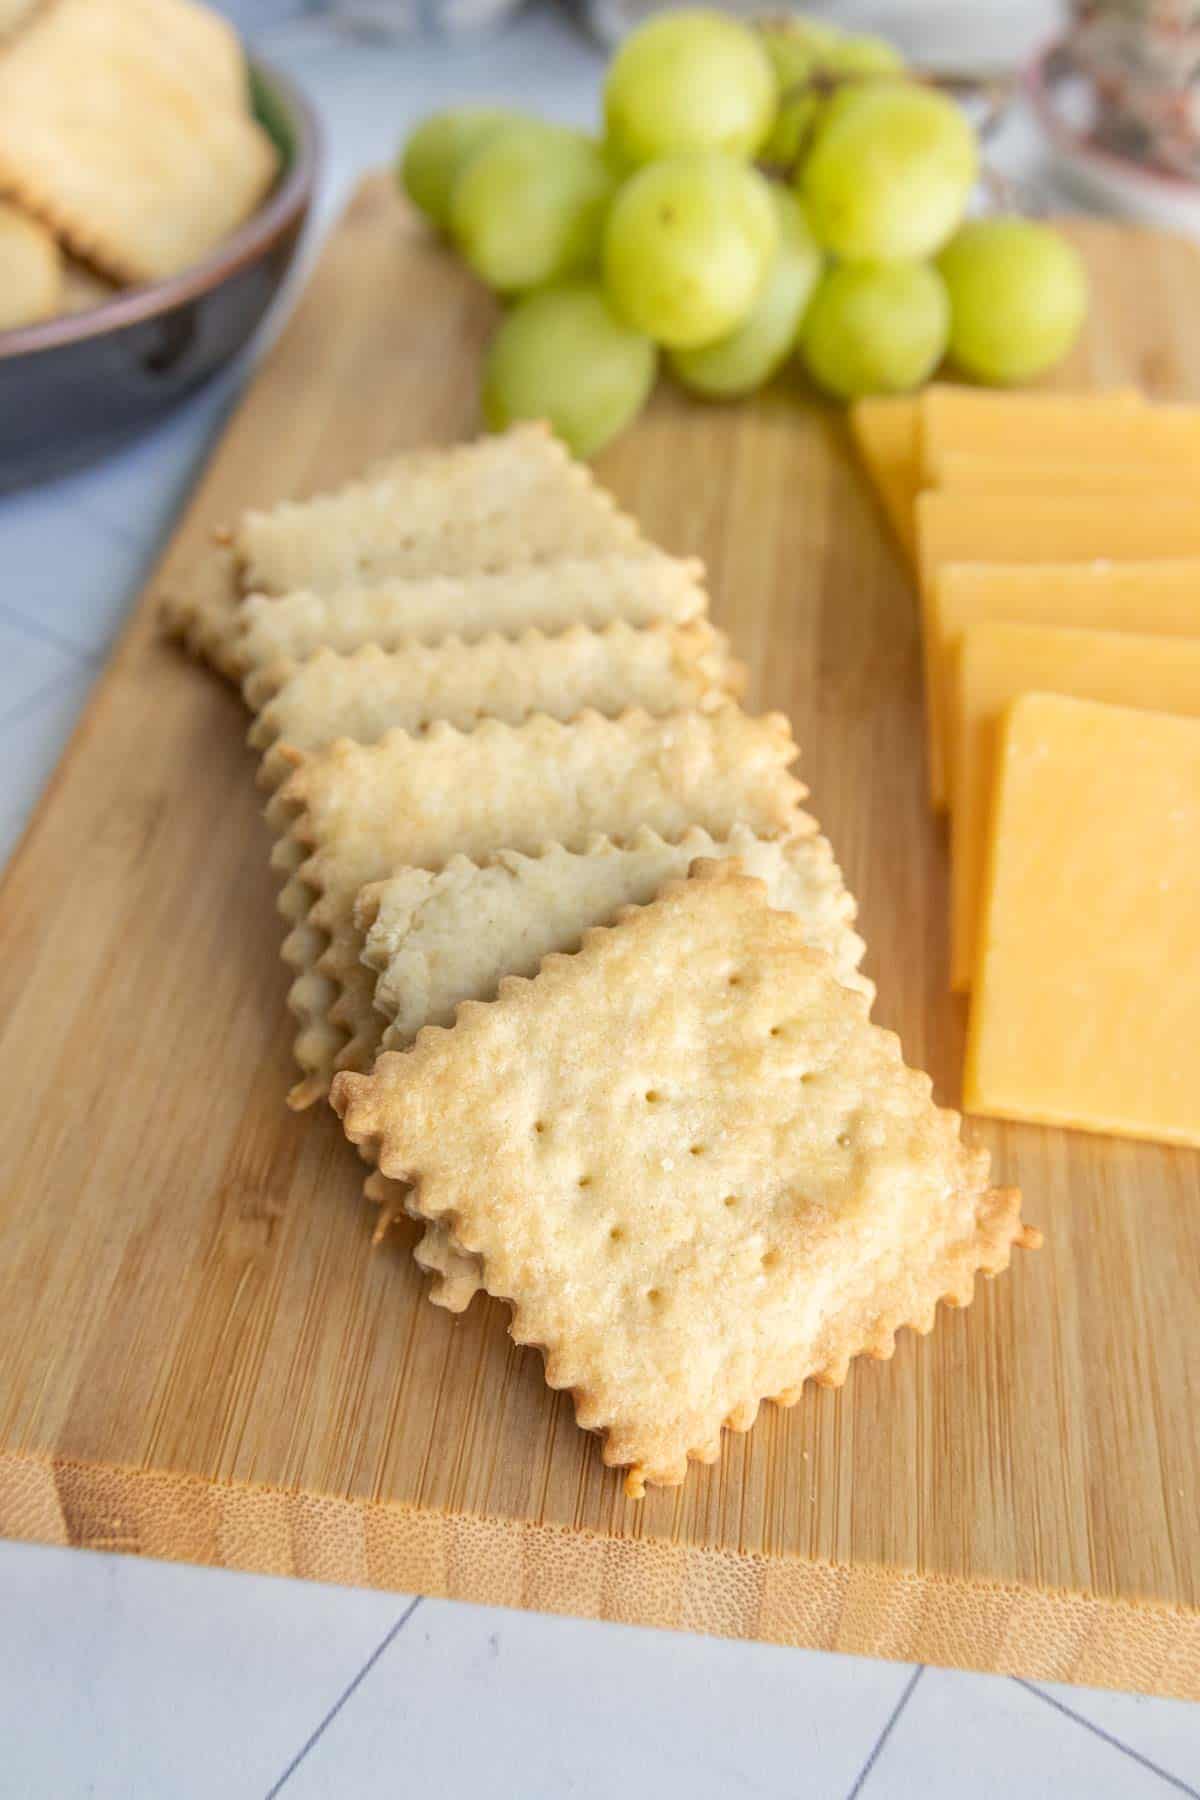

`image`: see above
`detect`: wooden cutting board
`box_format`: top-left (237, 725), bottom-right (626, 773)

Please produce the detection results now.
top-left (1, 178), bottom-right (1197, 1701)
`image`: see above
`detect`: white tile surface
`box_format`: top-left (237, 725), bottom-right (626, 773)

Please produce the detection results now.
top-left (281, 1597), bottom-right (917, 1800)
top-left (0, 13), bottom-right (1197, 1800)
top-left (0, 663), bottom-right (97, 865)
top-left (0, 610), bottom-right (86, 704)
top-left (0, 615), bottom-right (96, 861)
top-left (870, 1666), bottom-right (1198, 1800)
top-left (1030, 1679), bottom-right (1200, 1794)
top-left (35, 372), bottom-right (243, 558)
top-left (1, 1550), bottom-right (1195, 1800)
top-left (0, 494), bottom-right (152, 659)
top-left (0, 1542), bottom-right (405, 1800)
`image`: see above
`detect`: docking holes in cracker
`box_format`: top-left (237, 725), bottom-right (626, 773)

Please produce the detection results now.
top-left (333, 862), bottom-right (1036, 1496)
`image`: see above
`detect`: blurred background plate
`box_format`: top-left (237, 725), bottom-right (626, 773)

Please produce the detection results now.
top-left (0, 56), bottom-right (320, 494)
top-left (1027, 38), bottom-right (1200, 234)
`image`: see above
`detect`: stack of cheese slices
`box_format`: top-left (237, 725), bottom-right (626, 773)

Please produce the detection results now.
top-left (164, 421), bottom-right (1035, 1497)
top-left (853, 385), bottom-right (1200, 1150)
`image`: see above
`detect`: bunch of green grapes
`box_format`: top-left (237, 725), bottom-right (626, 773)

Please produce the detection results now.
top-left (398, 9), bottom-right (1088, 455)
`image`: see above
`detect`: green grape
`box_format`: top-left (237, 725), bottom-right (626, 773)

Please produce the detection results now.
top-left (758, 21), bottom-right (904, 171)
top-left (758, 26), bottom-right (827, 169)
top-left (399, 108), bottom-right (519, 230)
top-left (759, 87), bottom-right (827, 173)
top-left (937, 217), bottom-right (1089, 385)
top-left (801, 82), bottom-right (977, 261)
top-left (449, 121), bottom-right (615, 294)
top-left (758, 14), bottom-right (842, 94)
top-left (826, 32), bottom-right (905, 77)
top-left (604, 152), bottom-right (778, 350)
top-left (604, 9), bottom-right (776, 165)
top-left (762, 88), bottom-right (826, 172)
top-left (481, 282), bottom-right (657, 458)
top-left (761, 16), bottom-right (845, 60)
top-left (669, 189), bottom-right (822, 398)
top-left (802, 259), bottom-right (949, 399)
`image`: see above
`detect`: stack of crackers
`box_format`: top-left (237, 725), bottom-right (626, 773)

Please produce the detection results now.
top-left (0, 0), bottom-right (278, 331)
top-left (164, 421), bottom-right (1037, 1498)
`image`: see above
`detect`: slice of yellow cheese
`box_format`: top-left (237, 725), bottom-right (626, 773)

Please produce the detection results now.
top-left (964, 692), bottom-right (1200, 1147)
top-left (948, 621), bottom-right (1200, 991)
top-left (934, 451), bottom-right (1200, 495)
top-left (850, 388), bottom-right (1150, 565)
top-left (916, 494), bottom-right (1200, 807)
top-left (848, 396), bottom-right (920, 565)
top-left (918, 384), bottom-right (1143, 487)
top-left (930, 560), bottom-right (1200, 808)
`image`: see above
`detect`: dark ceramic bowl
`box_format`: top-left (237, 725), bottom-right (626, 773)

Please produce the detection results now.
top-left (0, 58), bottom-right (320, 492)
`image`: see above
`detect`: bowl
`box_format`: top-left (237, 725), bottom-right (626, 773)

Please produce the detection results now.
top-left (1026, 41), bottom-right (1200, 238)
top-left (0, 56), bottom-right (320, 493)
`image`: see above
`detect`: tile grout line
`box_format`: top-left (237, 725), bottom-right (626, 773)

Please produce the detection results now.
top-left (262, 1595), bottom-right (424, 1798)
top-left (841, 1664), bottom-right (925, 1800)
top-left (1015, 1679), bottom-right (1200, 1797)
top-left (0, 597), bottom-right (102, 667)
top-left (72, 501), bottom-right (145, 549)
top-left (0, 663), bottom-right (93, 738)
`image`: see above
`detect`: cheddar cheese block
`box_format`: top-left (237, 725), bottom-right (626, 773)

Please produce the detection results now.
top-left (930, 560), bottom-right (1200, 805)
top-left (965, 693), bottom-right (1200, 1147)
top-left (917, 385), bottom-right (1143, 487)
top-left (924, 401), bottom-right (1200, 487)
top-left (916, 493), bottom-right (1200, 806)
top-left (934, 452), bottom-right (1200, 496)
top-left (948, 621), bottom-right (1200, 991)
top-left (849, 388), bottom-right (1153, 566)
top-left (848, 396), bottom-right (920, 565)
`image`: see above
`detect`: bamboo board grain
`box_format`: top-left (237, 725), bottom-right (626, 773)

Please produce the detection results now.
top-left (1, 179), bottom-right (1198, 1701)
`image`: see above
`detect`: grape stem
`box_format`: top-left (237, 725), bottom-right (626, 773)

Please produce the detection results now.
top-left (757, 70), bottom-right (897, 180)
top-left (756, 66), bottom-right (1017, 186)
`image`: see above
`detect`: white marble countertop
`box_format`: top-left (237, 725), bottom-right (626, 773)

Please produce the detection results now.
top-left (1, 11), bottom-right (1197, 1796)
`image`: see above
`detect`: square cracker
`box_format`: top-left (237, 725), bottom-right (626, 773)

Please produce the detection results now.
top-left (0, 197), bottom-right (61, 329)
top-left (268, 706), bottom-right (811, 1107)
top-left (160, 543), bottom-right (244, 680)
top-left (361, 822), bottom-right (873, 1048)
top-left (0, 0), bottom-right (278, 284)
top-left (0, 2), bottom-right (43, 37)
top-left (333, 862), bottom-right (1035, 1496)
top-left (246, 620), bottom-right (743, 789)
top-left (236, 422), bottom-right (644, 594)
top-left (230, 551), bottom-right (708, 686)
top-left (356, 823), bottom-right (873, 1313)
top-left (62, 256), bottom-right (117, 314)
top-left (161, 425), bottom-right (657, 681)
